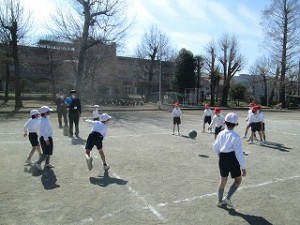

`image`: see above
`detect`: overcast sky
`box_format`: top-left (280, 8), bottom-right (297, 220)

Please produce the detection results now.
top-left (21, 0), bottom-right (272, 74)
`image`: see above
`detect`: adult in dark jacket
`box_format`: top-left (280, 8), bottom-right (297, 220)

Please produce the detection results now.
top-left (68, 90), bottom-right (81, 138)
top-left (55, 93), bottom-right (68, 128)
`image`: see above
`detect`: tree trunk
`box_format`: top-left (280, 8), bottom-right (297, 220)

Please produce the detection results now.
top-left (220, 80), bottom-right (230, 106)
top-left (4, 63), bottom-right (10, 103)
top-left (11, 22), bottom-right (23, 109)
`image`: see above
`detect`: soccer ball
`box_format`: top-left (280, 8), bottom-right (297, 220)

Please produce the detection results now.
top-left (65, 96), bottom-right (72, 106)
top-left (189, 130), bottom-right (197, 139)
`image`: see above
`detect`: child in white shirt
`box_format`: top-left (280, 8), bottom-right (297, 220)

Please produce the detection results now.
top-left (209, 107), bottom-right (225, 139)
top-left (213, 112), bottom-right (246, 208)
top-left (34, 106), bottom-right (54, 171)
top-left (172, 102), bottom-right (182, 135)
top-left (92, 105), bottom-right (100, 121)
top-left (202, 104), bottom-right (213, 133)
top-left (23, 109), bottom-right (42, 165)
top-left (84, 113), bottom-right (111, 171)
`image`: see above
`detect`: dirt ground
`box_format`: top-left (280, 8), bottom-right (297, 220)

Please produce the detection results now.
top-left (0, 108), bottom-right (299, 225)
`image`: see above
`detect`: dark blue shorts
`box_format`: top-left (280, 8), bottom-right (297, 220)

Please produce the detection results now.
top-left (250, 122), bottom-right (261, 132)
top-left (29, 132), bottom-right (39, 146)
top-left (40, 136), bottom-right (53, 155)
top-left (219, 152), bottom-right (241, 178)
top-left (173, 117), bottom-right (181, 125)
top-left (204, 116), bottom-right (211, 124)
top-left (85, 132), bottom-right (103, 150)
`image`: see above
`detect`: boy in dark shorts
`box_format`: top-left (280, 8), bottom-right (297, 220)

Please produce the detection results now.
top-left (23, 109), bottom-right (42, 165)
top-left (247, 105), bottom-right (263, 145)
top-left (83, 113), bottom-right (111, 171)
top-left (34, 106), bottom-right (54, 171)
top-left (202, 104), bottom-right (213, 133)
top-left (208, 107), bottom-right (225, 139)
top-left (171, 102), bottom-right (182, 135)
top-left (213, 112), bottom-right (247, 207)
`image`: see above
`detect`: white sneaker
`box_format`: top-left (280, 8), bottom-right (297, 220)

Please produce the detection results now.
top-left (34, 163), bottom-right (42, 171)
top-left (85, 154), bottom-right (93, 171)
top-left (254, 137), bottom-right (258, 141)
top-left (260, 141), bottom-right (264, 146)
top-left (24, 159), bottom-right (33, 165)
top-left (222, 197), bottom-right (234, 207)
top-left (248, 141), bottom-right (254, 144)
top-left (103, 164), bottom-right (110, 170)
top-left (217, 201), bottom-right (225, 207)
top-left (242, 136), bottom-right (247, 139)
top-left (44, 163), bottom-right (55, 168)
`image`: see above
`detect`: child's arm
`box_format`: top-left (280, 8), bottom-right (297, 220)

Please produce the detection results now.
top-left (23, 119), bottom-right (30, 137)
top-left (234, 138), bottom-right (246, 175)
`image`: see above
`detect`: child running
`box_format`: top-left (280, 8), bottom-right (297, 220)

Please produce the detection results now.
top-left (23, 109), bottom-right (42, 165)
top-left (242, 102), bottom-right (255, 139)
top-left (257, 105), bottom-right (266, 143)
top-left (92, 105), bottom-right (100, 121)
top-left (202, 104), bottom-right (213, 133)
top-left (208, 107), bottom-right (225, 139)
top-left (247, 105), bottom-right (263, 145)
top-left (34, 106), bottom-right (55, 171)
top-left (84, 113), bottom-right (111, 171)
top-left (172, 102), bottom-right (182, 135)
top-left (213, 112), bottom-right (246, 207)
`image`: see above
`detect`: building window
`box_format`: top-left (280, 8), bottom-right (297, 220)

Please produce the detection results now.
top-left (124, 86), bottom-right (131, 94)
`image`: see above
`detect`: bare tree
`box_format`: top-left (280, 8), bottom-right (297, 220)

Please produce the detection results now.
top-left (205, 40), bottom-right (221, 106)
top-left (0, 0), bottom-right (32, 108)
top-left (135, 25), bottom-right (175, 103)
top-left (50, 0), bottom-right (132, 96)
top-left (218, 33), bottom-right (244, 106)
top-left (261, 0), bottom-right (300, 108)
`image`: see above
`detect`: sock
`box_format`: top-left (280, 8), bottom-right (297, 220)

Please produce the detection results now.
top-left (226, 183), bottom-right (239, 199)
top-left (218, 188), bottom-right (224, 202)
top-left (36, 154), bottom-right (45, 164)
top-left (45, 156), bottom-right (50, 164)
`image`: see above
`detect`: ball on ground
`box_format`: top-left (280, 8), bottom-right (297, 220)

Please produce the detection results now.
top-left (189, 130), bottom-right (197, 139)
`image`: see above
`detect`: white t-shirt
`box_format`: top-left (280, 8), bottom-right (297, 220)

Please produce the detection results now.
top-left (172, 108), bottom-right (182, 117)
top-left (203, 109), bottom-right (213, 117)
top-left (210, 115), bottom-right (225, 129)
top-left (213, 129), bottom-right (246, 169)
top-left (38, 117), bottom-right (53, 141)
top-left (23, 118), bottom-right (40, 134)
top-left (84, 120), bottom-right (108, 138)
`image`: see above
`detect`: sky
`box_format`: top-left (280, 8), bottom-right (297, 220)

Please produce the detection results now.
top-left (20, 0), bottom-right (272, 74)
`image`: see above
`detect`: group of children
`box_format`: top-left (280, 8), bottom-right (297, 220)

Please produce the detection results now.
top-left (23, 104), bottom-right (111, 172)
top-left (243, 103), bottom-right (266, 145)
top-left (171, 101), bottom-right (270, 207)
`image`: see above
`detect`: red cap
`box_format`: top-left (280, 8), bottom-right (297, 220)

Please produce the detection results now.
top-left (252, 105), bottom-right (259, 112)
top-left (248, 102), bottom-right (255, 107)
top-left (214, 107), bottom-right (221, 113)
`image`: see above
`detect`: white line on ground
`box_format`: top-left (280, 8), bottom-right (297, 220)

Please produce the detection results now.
top-left (108, 132), bottom-right (171, 138)
top-left (112, 172), bottom-right (165, 221)
top-left (155, 175), bottom-right (300, 208)
top-left (281, 132), bottom-right (298, 136)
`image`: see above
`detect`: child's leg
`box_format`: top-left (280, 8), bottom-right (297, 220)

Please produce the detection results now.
top-left (249, 131), bottom-right (254, 141)
top-left (36, 145), bottom-right (42, 156)
top-left (258, 131), bottom-right (263, 141)
top-left (225, 176), bottom-right (242, 200)
top-left (36, 154), bottom-right (46, 164)
top-left (85, 149), bottom-right (91, 157)
top-left (218, 176), bottom-right (228, 203)
top-left (98, 148), bottom-right (107, 165)
top-left (45, 155), bottom-right (50, 164)
top-left (177, 124), bottom-right (180, 133)
top-left (202, 121), bottom-right (205, 132)
top-left (244, 125), bottom-right (249, 137)
top-left (27, 146), bottom-right (36, 160)
top-left (173, 124), bottom-right (176, 134)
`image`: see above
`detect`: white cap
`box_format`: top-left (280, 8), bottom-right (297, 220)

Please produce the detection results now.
top-left (225, 112), bottom-right (238, 124)
top-left (100, 113), bottom-right (111, 122)
top-left (30, 109), bottom-right (40, 116)
top-left (94, 105), bottom-right (99, 108)
top-left (39, 106), bottom-right (53, 114)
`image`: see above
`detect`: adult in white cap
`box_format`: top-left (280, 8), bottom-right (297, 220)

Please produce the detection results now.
top-left (23, 109), bottom-right (42, 165)
top-left (83, 113), bottom-right (111, 171)
top-left (34, 106), bottom-right (55, 170)
top-left (213, 112), bottom-right (246, 208)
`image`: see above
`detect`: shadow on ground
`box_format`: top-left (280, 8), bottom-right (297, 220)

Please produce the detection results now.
top-left (71, 136), bottom-right (86, 145)
top-left (41, 168), bottom-right (60, 190)
top-left (89, 170), bottom-right (128, 187)
top-left (225, 208), bottom-right (273, 225)
top-left (262, 141), bottom-right (291, 152)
